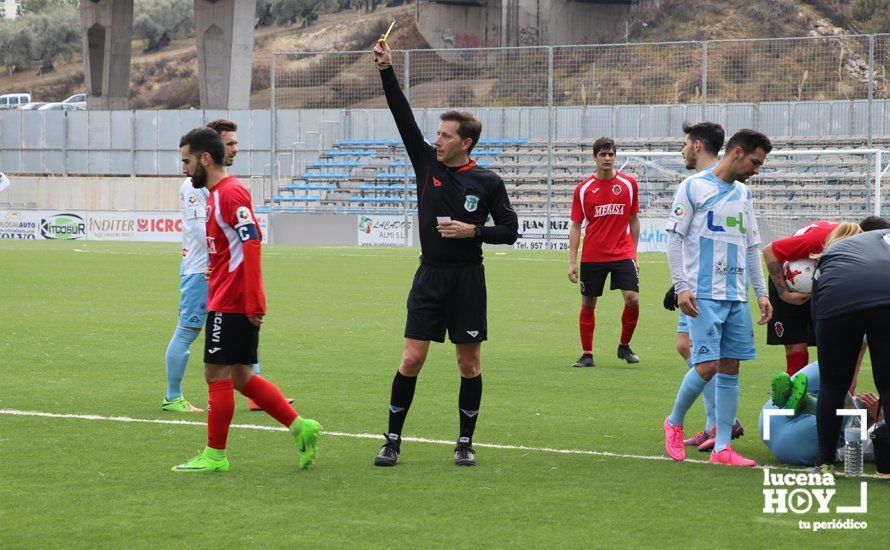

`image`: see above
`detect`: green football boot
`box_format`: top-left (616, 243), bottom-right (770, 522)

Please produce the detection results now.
top-left (171, 449), bottom-right (229, 473)
top-left (162, 396), bottom-right (204, 413)
top-left (785, 373), bottom-right (809, 413)
top-left (291, 417), bottom-right (322, 469)
top-left (771, 373), bottom-right (792, 408)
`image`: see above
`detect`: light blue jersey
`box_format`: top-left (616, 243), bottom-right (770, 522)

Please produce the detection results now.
top-left (667, 170), bottom-right (761, 301)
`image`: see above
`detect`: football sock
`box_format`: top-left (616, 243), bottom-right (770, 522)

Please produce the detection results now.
top-left (714, 373), bottom-right (740, 452)
top-left (207, 380), bottom-right (235, 450)
top-left (619, 304), bottom-right (639, 346)
top-left (786, 351), bottom-right (808, 376)
top-left (252, 363), bottom-right (261, 375)
top-left (458, 374), bottom-right (482, 444)
top-left (240, 375), bottom-right (298, 427)
top-left (668, 368), bottom-right (708, 426)
top-left (684, 358), bottom-right (716, 432)
top-left (387, 371), bottom-right (418, 438)
top-left (579, 305), bottom-right (595, 354)
top-left (702, 376), bottom-right (717, 433)
top-left (165, 327), bottom-right (200, 400)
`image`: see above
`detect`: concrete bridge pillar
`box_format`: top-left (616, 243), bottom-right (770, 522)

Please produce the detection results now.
top-left (81, 0), bottom-right (134, 110)
top-left (195, 0), bottom-right (256, 109)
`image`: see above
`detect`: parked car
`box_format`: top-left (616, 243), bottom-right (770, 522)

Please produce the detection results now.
top-left (0, 93), bottom-right (32, 109)
top-left (62, 93), bottom-right (86, 104)
top-left (21, 102), bottom-right (47, 110)
top-left (61, 93), bottom-right (86, 108)
top-left (37, 102), bottom-right (85, 111)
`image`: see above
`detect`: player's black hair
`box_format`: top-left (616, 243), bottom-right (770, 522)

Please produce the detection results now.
top-left (858, 215), bottom-right (890, 232)
top-left (725, 129), bottom-right (772, 155)
top-left (682, 121), bottom-right (725, 156)
top-left (179, 127), bottom-right (225, 165)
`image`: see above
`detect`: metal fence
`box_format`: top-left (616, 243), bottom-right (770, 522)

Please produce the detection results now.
top-left (272, 33), bottom-right (890, 109)
top-left (264, 34), bottom-right (890, 221)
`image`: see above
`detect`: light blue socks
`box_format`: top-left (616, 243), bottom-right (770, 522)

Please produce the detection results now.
top-left (165, 327), bottom-right (200, 400)
top-left (714, 373), bottom-right (740, 452)
top-left (669, 367), bottom-right (708, 426)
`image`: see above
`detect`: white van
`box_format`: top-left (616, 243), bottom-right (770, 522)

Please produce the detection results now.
top-left (0, 93), bottom-right (32, 109)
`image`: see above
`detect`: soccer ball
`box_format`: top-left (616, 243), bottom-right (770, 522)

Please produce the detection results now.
top-left (784, 258), bottom-right (817, 294)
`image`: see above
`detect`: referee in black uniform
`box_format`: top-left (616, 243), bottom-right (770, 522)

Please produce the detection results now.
top-left (811, 219), bottom-right (890, 471)
top-left (372, 38), bottom-right (518, 467)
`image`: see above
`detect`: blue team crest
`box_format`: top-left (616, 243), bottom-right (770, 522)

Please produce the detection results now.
top-left (464, 195), bottom-right (479, 212)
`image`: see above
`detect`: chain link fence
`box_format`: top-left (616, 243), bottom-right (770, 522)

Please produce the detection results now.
top-left (261, 34), bottom-right (890, 226)
top-left (273, 34), bottom-right (890, 110)
top-left (876, 34), bottom-right (890, 101)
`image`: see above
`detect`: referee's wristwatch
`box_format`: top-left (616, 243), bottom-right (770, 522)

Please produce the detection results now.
top-left (473, 225), bottom-right (484, 239)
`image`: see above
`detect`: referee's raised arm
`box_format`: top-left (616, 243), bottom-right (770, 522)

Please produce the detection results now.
top-left (373, 39), bottom-right (432, 166)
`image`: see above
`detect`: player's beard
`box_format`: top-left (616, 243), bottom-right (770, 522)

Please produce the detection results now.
top-left (191, 164), bottom-right (208, 188)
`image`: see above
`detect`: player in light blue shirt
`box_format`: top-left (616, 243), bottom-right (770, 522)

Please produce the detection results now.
top-left (667, 122), bottom-right (745, 450)
top-left (662, 129), bottom-right (773, 467)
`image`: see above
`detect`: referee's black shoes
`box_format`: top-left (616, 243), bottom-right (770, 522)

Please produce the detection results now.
top-left (374, 434), bottom-right (400, 467)
top-left (617, 345), bottom-right (640, 364)
top-left (454, 443), bottom-right (477, 466)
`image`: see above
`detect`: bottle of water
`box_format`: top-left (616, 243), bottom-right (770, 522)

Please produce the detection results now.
top-left (844, 426), bottom-right (863, 477)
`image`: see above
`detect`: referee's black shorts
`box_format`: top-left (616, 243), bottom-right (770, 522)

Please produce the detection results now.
top-left (766, 278), bottom-right (815, 346)
top-left (405, 263), bottom-right (486, 344)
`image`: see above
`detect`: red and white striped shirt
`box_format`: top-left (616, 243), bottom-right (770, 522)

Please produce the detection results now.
top-left (570, 171), bottom-right (639, 263)
top-left (205, 176), bottom-right (266, 316)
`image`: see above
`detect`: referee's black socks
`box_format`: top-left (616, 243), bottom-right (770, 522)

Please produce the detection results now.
top-left (458, 374), bottom-right (483, 445)
top-left (387, 371), bottom-right (418, 440)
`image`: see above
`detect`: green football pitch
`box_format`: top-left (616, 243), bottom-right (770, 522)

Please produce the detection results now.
top-left (1, 240), bottom-right (886, 547)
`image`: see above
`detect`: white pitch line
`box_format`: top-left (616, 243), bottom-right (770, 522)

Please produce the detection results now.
top-left (0, 408), bottom-right (882, 479)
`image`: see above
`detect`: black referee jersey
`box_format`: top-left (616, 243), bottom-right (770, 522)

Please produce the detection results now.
top-left (380, 67), bottom-right (519, 266)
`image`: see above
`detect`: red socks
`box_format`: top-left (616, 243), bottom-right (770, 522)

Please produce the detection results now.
top-left (579, 305), bottom-right (595, 354)
top-left (240, 375), bottom-right (298, 427)
top-left (620, 304), bottom-right (639, 346)
top-left (786, 350), bottom-right (809, 376)
top-left (207, 380), bottom-right (235, 450)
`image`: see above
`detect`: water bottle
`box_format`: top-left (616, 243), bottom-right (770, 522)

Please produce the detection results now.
top-left (844, 426), bottom-right (863, 477)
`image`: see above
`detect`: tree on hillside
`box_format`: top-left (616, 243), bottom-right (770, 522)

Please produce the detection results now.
top-left (25, 4), bottom-right (79, 73)
top-left (0, 23), bottom-right (33, 72)
top-left (133, 0), bottom-right (194, 52)
top-left (20, 0), bottom-right (76, 14)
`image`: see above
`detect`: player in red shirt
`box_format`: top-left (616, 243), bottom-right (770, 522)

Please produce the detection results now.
top-left (171, 127), bottom-right (321, 473)
top-left (567, 137), bottom-right (641, 368)
top-left (761, 220), bottom-right (838, 375)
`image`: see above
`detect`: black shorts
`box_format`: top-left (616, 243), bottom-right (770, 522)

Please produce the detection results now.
top-left (766, 278), bottom-right (815, 346)
top-left (579, 259), bottom-right (639, 297)
top-left (204, 311), bottom-right (260, 365)
top-left (405, 263), bottom-right (486, 344)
